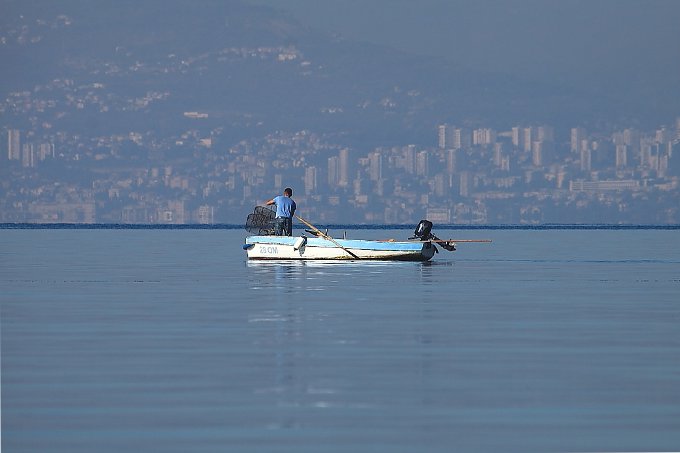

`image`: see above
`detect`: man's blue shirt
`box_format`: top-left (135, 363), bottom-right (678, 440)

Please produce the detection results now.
top-left (273, 195), bottom-right (296, 218)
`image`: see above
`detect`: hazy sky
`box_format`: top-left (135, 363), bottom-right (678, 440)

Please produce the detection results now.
top-left (248, 0), bottom-right (680, 100)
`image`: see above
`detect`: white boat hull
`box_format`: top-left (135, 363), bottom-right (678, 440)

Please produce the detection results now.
top-left (244, 235), bottom-right (438, 261)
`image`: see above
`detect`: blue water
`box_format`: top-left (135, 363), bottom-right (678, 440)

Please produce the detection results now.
top-left (2, 228), bottom-right (679, 452)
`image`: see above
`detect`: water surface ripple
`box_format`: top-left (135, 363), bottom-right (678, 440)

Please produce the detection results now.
top-left (2, 229), bottom-right (679, 452)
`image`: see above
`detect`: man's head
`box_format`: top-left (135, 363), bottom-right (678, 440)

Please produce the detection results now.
top-left (284, 187), bottom-right (293, 197)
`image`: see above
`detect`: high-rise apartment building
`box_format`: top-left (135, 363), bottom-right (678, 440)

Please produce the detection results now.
top-left (571, 127), bottom-right (586, 153)
top-left (38, 143), bottom-right (55, 160)
top-left (304, 166), bottom-right (317, 194)
top-left (523, 127), bottom-right (533, 152)
top-left (22, 143), bottom-right (34, 168)
top-left (532, 140), bottom-right (554, 167)
top-left (459, 171), bottom-right (471, 197)
top-left (403, 145), bottom-right (416, 174)
top-left (368, 151), bottom-right (382, 181)
top-left (8, 129), bottom-right (20, 160)
top-left (438, 124), bottom-right (453, 149)
top-left (532, 141), bottom-right (543, 167)
top-left (328, 156), bottom-right (339, 187)
top-left (453, 128), bottom-right (471, 150)
top-left (446, 149), bottom-right (457, 175)
top-left (338, 148), bottom-right (350, 188)
top-left (473, 128), bottom-right (496, 146)
top-left (439, 125), bottom-right (472, 150)
top-left (493, 143), bottom-right (503, 167)
top-left (616, 144), bottom-right (628, 168)
top-left (512, 126), bottom-right (523, 149)
top-left (416, 150), bottom-right (429, 177)
top-left (580, 147), bottom-right (592, 172)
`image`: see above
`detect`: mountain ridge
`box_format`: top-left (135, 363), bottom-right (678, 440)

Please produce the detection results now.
top-left (1, 0), bottom-right (644, 147)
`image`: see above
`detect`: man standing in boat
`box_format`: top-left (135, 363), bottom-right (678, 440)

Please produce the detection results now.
top-left (265, 187), bottom-right (296, 236)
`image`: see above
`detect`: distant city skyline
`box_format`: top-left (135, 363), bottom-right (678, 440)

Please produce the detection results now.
top-left (1, 0), bottom-right (679, 225)
top-left (4, 112), bottom-right (679, 224)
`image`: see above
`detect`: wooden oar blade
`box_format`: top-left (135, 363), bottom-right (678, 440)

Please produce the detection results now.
top-left (438, 239), bottom-right (492, 243)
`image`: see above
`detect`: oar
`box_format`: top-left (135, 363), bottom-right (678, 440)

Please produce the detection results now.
top-left (431, 239), bottom-right (492, 243)
top-left (407, 239), bottom-right (492, 243)
top-left (294, 214), bottom-right (360, 260)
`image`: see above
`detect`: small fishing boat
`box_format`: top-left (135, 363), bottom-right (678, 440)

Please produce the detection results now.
top-left (243, 206), bottom-right (490, 261)
top-left (243, 234), bottom-right (438, 261)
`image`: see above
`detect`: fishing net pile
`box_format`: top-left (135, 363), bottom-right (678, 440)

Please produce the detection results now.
top-left (245, 206), bottom-right (276, 235)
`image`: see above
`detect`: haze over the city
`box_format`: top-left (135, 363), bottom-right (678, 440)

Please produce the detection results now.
top-left (2, 0), bottom-right (679, 224)
top-left (252, 0), bottom-right (680, 119)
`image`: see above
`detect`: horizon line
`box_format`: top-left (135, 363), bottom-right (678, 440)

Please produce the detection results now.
top-left (1, 223), bottom-right (679, 230)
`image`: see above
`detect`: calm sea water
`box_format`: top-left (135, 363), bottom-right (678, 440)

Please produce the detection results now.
top-left (2, 227), bottom-right (679, 452)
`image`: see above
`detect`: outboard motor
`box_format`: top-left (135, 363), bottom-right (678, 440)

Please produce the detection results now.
top-left (409, 219), bottom-right (456, 252)
top-left (410, 220), bottom-right (434, 241)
